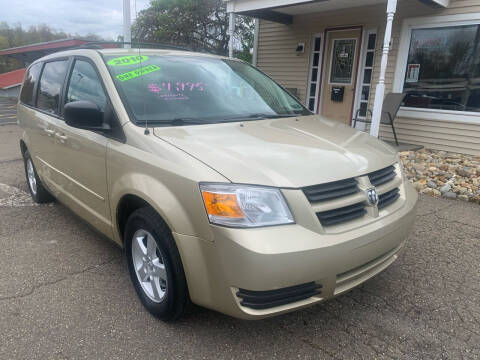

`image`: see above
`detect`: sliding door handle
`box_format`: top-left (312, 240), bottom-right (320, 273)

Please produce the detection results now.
top-left (55, 133), bottom-right (68, 143)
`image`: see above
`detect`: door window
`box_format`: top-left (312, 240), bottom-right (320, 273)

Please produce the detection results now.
top-left (37, 60), bottom-right (69, 115)
top-left (66, 60), bottom-right (107, 112)
top-left (20, 63), bottom-right (42, 106)
top-left (329, 39), bottom-right (356, 84)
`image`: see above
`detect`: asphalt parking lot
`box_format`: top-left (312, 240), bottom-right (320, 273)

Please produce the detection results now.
top-left (0, 99), bottom-right (479, 359)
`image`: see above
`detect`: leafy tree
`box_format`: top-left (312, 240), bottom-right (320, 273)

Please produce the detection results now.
top-left (132, 0), bottom-right (254, 61)
top-left (234, 18), bottom-right (254, 63)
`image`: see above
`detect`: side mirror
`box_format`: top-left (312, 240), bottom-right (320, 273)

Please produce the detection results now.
top-left (64, 100), bottom-right (109, 130)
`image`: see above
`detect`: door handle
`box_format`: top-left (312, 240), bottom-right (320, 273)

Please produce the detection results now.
top-left (44, 129), bottom-right (56, 137)
top-left (55, 133), bottom-right (68, 143)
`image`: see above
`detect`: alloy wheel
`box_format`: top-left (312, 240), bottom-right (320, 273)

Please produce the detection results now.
top-left (131, 229), bottom-right (168, 302)
top-left (26, 158), bottom-right (37, 196)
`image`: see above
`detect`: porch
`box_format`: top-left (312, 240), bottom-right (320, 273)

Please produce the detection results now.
top-left (225, 0), bottom-right (480, 155)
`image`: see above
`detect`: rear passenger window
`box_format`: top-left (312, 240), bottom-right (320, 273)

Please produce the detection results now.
top-left (66, 60), bottom-right (106, 112)
top-left (37, 60), bottom-right (69, 115)
top-left (20, 63), bottom-right (42, 106)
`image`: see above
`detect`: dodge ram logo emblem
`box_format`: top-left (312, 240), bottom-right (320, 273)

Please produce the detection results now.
top-left (366, 188), bottom-right (379, 206)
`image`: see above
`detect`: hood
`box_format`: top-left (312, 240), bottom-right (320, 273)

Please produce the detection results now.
top-left (153, 115), bottom-right (397, 188)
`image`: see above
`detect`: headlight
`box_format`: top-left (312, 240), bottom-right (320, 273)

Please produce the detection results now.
top-left (199, 183), bottom-right (295, 228)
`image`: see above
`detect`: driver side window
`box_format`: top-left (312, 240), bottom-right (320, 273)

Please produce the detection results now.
top-left (66, 60), bottom-right (107, 113)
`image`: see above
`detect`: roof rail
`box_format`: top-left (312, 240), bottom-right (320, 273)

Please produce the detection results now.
top-left (76, 41), bottom-right (191, 51)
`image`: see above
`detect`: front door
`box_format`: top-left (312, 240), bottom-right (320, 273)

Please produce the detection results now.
top-left (53, 58), bottom-right (112, 237)
top-left (320, 29), bottom-right (361, 124)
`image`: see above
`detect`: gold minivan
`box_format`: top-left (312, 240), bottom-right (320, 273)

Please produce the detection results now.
top-left (18, 48), bottom-right (417, 321)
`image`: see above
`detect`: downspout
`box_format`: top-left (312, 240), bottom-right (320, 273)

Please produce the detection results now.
top-left (252, 18), bottom-right (260, 66)
top-left (370, 0), bottom-right (397, 138)
top-left (229, 12), bottom-right (236, 58)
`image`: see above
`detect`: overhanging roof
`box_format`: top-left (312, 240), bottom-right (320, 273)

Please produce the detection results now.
top-left (225, 0), bottom-right (449, 23)
top-left (0, 39), bottom-right (89, 63)
top-left (0, 68), bottom-right (26, 89)
top-left (418, 0), bottom-right (449, 7)
top-left (226, 0), bottom-right (323, 13)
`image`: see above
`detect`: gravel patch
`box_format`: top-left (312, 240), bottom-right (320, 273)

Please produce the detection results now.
top-left (400, 149), bottom-right (480, 203)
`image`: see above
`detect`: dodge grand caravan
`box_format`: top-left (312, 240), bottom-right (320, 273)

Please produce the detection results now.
top-left (17, 48), bottom-right (417, 321)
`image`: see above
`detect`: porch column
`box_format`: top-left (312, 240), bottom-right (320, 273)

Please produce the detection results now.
top-left (370, 0), bottom-right (397, 138)
top-left (228, 12), bottom-right (236, 58)
top-left (252, 18), bottom-right (260, 66)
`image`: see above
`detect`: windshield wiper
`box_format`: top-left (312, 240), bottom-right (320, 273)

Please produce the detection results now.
top-left (229, 113), bottom-right (298, 121)
top-left (140, 113), bottom-right (300, 127)
top-left (148, 118), bottom-right (209, 126)
top-left (277, 107), bottom-right (311, 115)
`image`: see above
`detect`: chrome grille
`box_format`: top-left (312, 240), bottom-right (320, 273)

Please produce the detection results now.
top-left (303, 178), bottom-right (359, 203)
top-left (304, 164), bottom-right (401, 228)
top-left (368, 165), bottom-right (396, 187)
top-left (317, 202), bottom-right (366, 226)
top-left (378, 188), bottom-right (400, 209)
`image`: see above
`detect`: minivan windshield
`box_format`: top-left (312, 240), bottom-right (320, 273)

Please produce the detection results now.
top-left (104, 54), bottom-right (310, 125)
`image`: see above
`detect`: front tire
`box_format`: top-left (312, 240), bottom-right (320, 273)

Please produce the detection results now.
top-left (23, 150), bottom-right (54, 203)
top-left (125, 207), bottom-right (190, 321)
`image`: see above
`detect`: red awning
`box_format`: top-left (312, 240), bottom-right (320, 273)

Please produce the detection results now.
top-left (0, 39), bottom-right (88, 57)
top-left (0, 68), bottom-right (26, 89)
top-left (0, 39), bottom-right (121, 64)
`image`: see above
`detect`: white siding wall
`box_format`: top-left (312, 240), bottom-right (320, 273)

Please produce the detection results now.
top-left (255, 0), bottom-right (480, 155)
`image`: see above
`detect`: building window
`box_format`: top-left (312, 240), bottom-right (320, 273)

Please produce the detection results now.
top-left (307, 36), bottom-right (322, 112)
top-left (329, 39), bottom-right (356, 84)
top-left (356, 33), bottom-right (377, 118)
top-left (403, 24), bottom-right (480, 113)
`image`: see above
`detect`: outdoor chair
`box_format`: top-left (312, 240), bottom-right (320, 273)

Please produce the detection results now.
top-left (353, 93), bottom-right (405, 146)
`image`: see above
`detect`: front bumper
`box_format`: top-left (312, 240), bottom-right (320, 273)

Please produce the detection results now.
top-left (174, 182), bottom-right (418, 320)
